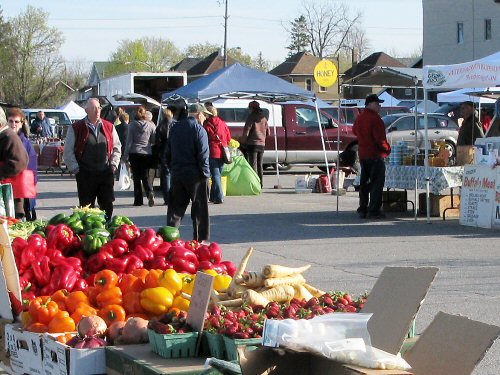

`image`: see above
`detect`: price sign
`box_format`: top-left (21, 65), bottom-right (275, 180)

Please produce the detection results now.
top-left (187, 271), bottom-right (214, 333)
top-left (314, 59), bottom-right (338, 87)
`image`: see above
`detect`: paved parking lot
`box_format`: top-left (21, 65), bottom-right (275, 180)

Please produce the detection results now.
top-left (34, 168), bottom-right (500, 374)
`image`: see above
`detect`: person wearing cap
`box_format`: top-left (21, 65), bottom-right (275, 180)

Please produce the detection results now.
top-left (0, 107), bottom-right (29, 217)
top-left (457, 101), bottom-right (484, 146)
top-left (241, 100), bottom-right (270, 188)
top-left (352, 94), bottom-right (391, 219)
top-left (165, 103), bottom-right (211, 241)
top-left (203, 104), bottom-right (231, 204)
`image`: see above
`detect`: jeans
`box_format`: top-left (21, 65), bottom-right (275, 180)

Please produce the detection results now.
top-left (358, 158), bottom-right (386, 215)
top-left (159, 163), bottom-right (171, 205)
top-left (209, 158), bottom-right (225, 203)
top-left (129, 153), bottom-right (153, 205)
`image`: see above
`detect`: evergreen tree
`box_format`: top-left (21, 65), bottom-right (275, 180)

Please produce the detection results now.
top-left (286, 15), bottom-right (309, 57)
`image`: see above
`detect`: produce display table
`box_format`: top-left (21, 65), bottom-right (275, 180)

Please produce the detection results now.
top-left (106, 344), bottom-right (216, 375)
top-left (385, 166), bottom-right (463, 194)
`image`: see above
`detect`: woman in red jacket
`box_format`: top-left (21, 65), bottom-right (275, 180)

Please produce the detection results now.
top-left (203, 104), bottom-right (231, 204)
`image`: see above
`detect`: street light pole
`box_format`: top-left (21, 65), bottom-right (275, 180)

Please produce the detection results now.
top-left (223, 0), bottom-right (228, 67)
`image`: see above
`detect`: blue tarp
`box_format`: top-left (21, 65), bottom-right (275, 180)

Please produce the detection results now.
top-left (162, 63), bottom-right (315, 102)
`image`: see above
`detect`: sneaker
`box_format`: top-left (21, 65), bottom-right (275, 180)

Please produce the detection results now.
top-left (148, 193), bottom-right (155, 207)
top-left (367, 212), bottom-right (386, 219)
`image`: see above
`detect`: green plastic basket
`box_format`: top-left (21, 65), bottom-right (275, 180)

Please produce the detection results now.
top-left (148, 329), bottom-right (199, 359)
top-left (222, 335), bottom-right (262, 362)
top-left (204, 332), bottom-right (226, 359)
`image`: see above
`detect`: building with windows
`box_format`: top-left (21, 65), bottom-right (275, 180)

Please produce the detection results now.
top-left (423, 0), bottom-right (500, 65)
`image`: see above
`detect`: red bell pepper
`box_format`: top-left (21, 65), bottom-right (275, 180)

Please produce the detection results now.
top-left (104, 256), bottom-right (129, 274)
top-left (212, 263), bottom-right (228, 274)
top-left (133, 228), bottom-right (164, 252)
top-left (197, 242), bottom-right (222, 264)
top-left (48, 265), bottom-right (78, 294)
top-left (21, 269), bottom-right (35, 284)
top-left (145, 256), bottom-right (173, 270)
top-left (12, 237), bottom-right (28, 260)
top-left (198, 260), bottom-right (214, 270)
top-left (167, 246), bottom-right (198, 265)
top-left (28, 234), bottom-right (47, 255)
top-left (221, 261), bottom-right (237, 277)
top-left (32, 256), bottom-right (51, 287)
top-left (87, 250), bottom-right (114, 274)
top-left (184, 240), bottom-right (201, 252)
top-left (171, 257), bottom-right (197, 274)
top-left (154, 242), bottom-right (172, 256)
top-left (47, 224), bottom-right (74, 253)
top-left (100, 238), bottom-right (129, 257)
top-left (86, 273), bottom-right (97, 287)
top-left (132, 244), bottom-right (154, 262)
top-left (19, 244), bottom-right (37, 273)
top-left (113, 224), bottom-right (141, 243)
top-left (50, 256), bottom-right (83, 276)
top-left (72, 278), bottom-right (89, 292)
top-left (170, 239), bottom-right (185, 247)
top-left (124, 254), bottom-right (144, 274)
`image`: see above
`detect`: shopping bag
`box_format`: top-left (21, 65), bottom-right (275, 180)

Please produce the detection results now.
top-left (222, 155), bottom-right (261, 196)
top-left (0, 184), bottom-right (15, 218)
top-left (119, 162), bottom-right (131, 190)
top-left (2, 170), bottom-right (36, 199)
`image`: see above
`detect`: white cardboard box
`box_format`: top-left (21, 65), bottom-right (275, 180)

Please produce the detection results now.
top-left (42, 334), bottom-right (106, 375)
top-left (5, 323), bottom-right (44, 375)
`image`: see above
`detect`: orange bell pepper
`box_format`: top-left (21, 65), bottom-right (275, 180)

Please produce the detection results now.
top-left (118, 274), bottom-right (143, 294)
top-left (168, 307), bottom-right (181, 316)
top-left (94, 270), bottom-right (119, 292)
top-left (131, 268), bottom-right (149, 282)
top-left (51, 289), bottom-right (69, 311)
top-left (86, 286), bottom-right (100, 307)
top-left (66, 291), bottom-right (90, 314)
top-left (122, 292), bottom-right (144, 315)
top-left (70, 303), bottom-right (97, 324)
top-left (26, 322), bottom-right (48, 333)
top-left (144, 269), bottom-right (162, 289)
top-left (96, 286), bottom-right (123, 308)
top-left (48, 314), bottom-right (76, 333)
top-left (21, 311), bottom-right (32, 328)
top-left (98, 304), bottom-right (126, 326)
top-left (57, 333), bottom-right (75, 344)
top-left (29, 297), bottom-right (59, 325)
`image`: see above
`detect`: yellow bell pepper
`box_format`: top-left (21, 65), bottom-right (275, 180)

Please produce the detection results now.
top-left (140, 287), bottom-right (173, 315)
top-left (158, 269), bottom-right (183, 295)
top-left (172, 295), bottom-right (190, 311)
top-left (203, 269), bottom-right (218, 277)
top-left (213, 274), bottom-right (232, 292)
top-left (181, 274), bottom-right (196, 295)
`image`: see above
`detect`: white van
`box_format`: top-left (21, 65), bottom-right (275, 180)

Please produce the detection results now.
top-left (23, 109), bottom-right (72, 138)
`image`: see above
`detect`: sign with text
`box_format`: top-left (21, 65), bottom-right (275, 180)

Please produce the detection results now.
top-left (314, 60), bottom-right (338, 87)
top-left (460, 165), bottom-right (496, 228)
top-left (492, 168), bottom-right (500, 229)
top-left (186, 271), bottom-right (214, 333)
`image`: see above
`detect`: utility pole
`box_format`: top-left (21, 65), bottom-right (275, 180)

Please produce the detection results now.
top-left (223, 0), bottom-right (228, 67)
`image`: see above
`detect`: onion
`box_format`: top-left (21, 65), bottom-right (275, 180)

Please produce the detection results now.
top-left (77, 316), bottom-right (107, 338)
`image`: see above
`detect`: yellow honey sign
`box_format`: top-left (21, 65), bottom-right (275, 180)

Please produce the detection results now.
top-left (314, 60), bottom-right (338, 87)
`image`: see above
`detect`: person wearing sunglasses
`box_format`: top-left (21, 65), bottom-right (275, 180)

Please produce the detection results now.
top-left (6, 108), bottom-right (38, 220)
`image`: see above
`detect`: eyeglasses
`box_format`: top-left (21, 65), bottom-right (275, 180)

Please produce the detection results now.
top-left (8, 119), bottom-right (22, 124)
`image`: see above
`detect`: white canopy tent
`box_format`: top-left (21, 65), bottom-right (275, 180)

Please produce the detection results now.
top-left (422, 51), bottom-right (500, 221)
top-left (56, 101), bottom-right (86, 121)
top-left (437, 88), bottom-right (496, 104)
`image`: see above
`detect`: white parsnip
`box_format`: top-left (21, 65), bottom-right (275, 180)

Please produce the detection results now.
top-left (293, 284), bottom-right (314, 301)
top-left (303, 283), bottom-right (326, 297)
top-left (242, 290), bottom-right (270, 306)
top-left (262, 264), bottom-right (311, 279)
top-left (263, 274), bottom-right (306, 288)
top-left (260, 285), bottom-right (295, 302)
top-left (243, 272), bottom-right (265, 287)
top-left (227, 247), bottom-right (253, 298)
top-left (217, 298), bottom-right (243, 307)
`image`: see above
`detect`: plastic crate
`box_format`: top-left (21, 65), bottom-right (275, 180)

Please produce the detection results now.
top-left (222, 335), bottom-right (262, 362)
top-left (147, 329), bottom-right (199, 358)
top-left (204, 332), bottom-right (226, 359)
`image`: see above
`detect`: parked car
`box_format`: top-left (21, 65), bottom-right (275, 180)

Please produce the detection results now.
top-left (96, 94), bottom-right (162, 125)
top-left (382, 113), bottom-right (459, 155)
top-left (212, 99), bottom-right (359, 172)
top-left (23, 109), bottom-right (72, 138)
top-left (322, 106), bottom-right (409, 126)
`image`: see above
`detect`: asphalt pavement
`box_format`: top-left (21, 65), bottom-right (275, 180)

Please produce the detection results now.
top-left (34, 167), bottom-right (500, 374)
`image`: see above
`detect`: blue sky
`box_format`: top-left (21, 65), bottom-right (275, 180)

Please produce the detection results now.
top-left (2, 0), bottom-right (422, 66)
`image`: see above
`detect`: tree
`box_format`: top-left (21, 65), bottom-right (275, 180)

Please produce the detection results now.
top-left (301, 1), bottom-right (362, 59)
top-left (286, 15), bottom-right (310, 57)
top-left (184, 42), bottom-right (220, 58)
top-left (251, 52), bottom-right (271, 72)
top-left (1, 6), bottom-right (64, 107)
top-left (111, 37), bottom-right (180, 72)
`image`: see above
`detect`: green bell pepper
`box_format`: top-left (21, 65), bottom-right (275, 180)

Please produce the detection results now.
top-left (157, 226), bottom-right (181, 242)
top-left (82, 228), bottom-right (111, 255)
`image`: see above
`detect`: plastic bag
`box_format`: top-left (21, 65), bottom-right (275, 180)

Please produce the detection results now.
top-left (262, 313), bottom-right (411, 371)
top-left (222, 155), bottom-right (261, 196)
top-left (118, 162), bottom-right (131, 191)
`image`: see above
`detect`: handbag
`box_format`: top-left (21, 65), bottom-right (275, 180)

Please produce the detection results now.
top-left (209, 123), bottom-right (232, 164)
top-left (2, 169), bottom-right (36, 199)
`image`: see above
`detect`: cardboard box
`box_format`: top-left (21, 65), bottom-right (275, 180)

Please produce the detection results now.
top-left (5, 323), bottom-right (44, 375)
top-left (456, 145), bottom-right (474, 166)
top-left (418, 193), bottom-right (460, 217)
top-left (0, 318), bottom-right (14, 367)
top-left (42, 334), bottom-right (106, 375)
top-left (382, 191), bottom-right (408, 212)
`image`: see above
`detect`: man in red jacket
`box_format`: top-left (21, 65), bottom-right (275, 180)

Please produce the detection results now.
top-left (352, 94), bottom-right (391, 219)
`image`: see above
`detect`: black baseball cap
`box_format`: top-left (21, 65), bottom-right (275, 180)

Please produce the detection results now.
top-left (365, 94), bottom-right (384, 106)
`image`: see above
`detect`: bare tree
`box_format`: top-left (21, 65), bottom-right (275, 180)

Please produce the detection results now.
top-left (184, 42), bottom-right (220, 58)
top-left (251, 52), bottom-right (271, 72)
top-left (302, 1), bottom-right (362, 59)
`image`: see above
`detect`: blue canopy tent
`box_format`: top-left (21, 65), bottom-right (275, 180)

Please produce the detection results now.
top-left (162, 63), bottom-right (336, 188)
